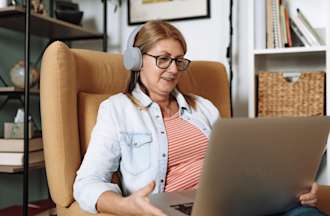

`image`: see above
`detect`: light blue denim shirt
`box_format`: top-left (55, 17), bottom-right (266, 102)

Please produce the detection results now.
top-left (73, 84), bottom-right (220, 214)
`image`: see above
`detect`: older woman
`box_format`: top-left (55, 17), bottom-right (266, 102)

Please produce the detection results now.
top-left (73, 21), bottom-right (324, 216)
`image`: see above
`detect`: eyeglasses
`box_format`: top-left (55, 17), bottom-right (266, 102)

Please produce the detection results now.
top-left (144, 53), bottom-right (191, 71)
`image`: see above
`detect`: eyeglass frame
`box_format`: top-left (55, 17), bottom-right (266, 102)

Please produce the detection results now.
top-left (143, 53), bottom-right (191, 71)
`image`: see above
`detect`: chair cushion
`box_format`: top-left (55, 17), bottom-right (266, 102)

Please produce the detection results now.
top-left (78, 92), bottom-right (122, 187)
top-left (78, 92), bottom-right (110, 156)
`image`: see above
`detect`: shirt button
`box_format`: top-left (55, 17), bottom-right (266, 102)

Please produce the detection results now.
top-left (162, 153), bottom-right (166, 157)
top-left (161, 179), bottom-right (164, 183)
top-left (156, 115), bottom-right (160, 118)
top-left (161, 131), bottom-right (165, 134)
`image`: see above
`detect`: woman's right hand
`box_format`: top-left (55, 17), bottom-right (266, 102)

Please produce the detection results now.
top-left (123, 181), bottom-right (168, 216)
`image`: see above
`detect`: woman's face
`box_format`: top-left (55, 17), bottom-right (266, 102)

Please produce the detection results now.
top-left (140, 38), bottom-right (185, 100)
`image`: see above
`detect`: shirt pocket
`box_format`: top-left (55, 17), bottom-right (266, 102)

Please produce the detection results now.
top-left (120, 132), bottom-right (152, 176)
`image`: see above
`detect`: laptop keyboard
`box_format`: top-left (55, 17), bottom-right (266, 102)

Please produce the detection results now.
top-left (170, 202), bottom-right (194, 215)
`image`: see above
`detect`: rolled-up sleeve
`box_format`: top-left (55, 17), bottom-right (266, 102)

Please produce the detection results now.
top-left (73, 99), bottom-right (122, 214)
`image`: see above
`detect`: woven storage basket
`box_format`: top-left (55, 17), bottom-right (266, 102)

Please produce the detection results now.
top-left (257, 71), bottom-right (325, 117)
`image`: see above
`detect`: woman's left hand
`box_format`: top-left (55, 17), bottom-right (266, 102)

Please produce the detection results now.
top-left (299, 182), bottom-right (318, 206)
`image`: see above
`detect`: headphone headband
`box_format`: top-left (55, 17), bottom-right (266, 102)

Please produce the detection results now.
top-left (127, 25), bottom-right (143, 48)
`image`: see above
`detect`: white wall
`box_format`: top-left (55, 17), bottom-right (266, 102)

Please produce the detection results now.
top-left (120, 0), bottom-right (230, 63)
top-left (75, 0), bottom-right (244, 116)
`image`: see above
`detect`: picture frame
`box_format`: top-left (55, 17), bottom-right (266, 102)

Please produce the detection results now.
top-left (128, 0), bottom-right (210, 25)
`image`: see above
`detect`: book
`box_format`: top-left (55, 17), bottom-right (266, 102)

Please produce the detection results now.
top-left (290, 17), bottom-right (311, 46)
top-left (272, 0), bottom-right (281, 48)
top-left (290, 26), bottom-right (304, 47)
top-left (296, 8), bottom-right (325, 45)
top-left (266, 0), bottom-right (274, 48)
top-left (280, 4), bottom-right (288, 47)
top-left (254, 0), bottom-right (266, 49)
top-left (284, 6), bottom-right (292, 47)
top-left (0, 150), bottom-right (44, 165)
top-left (295, 15), bottom-right (319, 46)
top-left (0, 137), bottom-right (43, 152)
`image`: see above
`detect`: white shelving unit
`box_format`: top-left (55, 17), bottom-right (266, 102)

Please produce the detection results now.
top-left (246, 0), bottom-right (329, 184)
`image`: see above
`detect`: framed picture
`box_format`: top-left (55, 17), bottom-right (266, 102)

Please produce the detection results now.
top-left (128, 0), bottom-right (210, 25)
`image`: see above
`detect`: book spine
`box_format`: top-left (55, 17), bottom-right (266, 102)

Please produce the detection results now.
top-left (280, 4), bottom-right (288, 47)
top-left (272, 0), bottom-right (279, 48)
top-left (266, 0), bottom-right (274, 48)
top-left (284, 6), bottom-right (292, 47)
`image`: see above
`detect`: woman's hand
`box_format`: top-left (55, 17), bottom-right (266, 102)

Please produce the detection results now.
top-left (123, 181), bottom-right (168, 216)
top-left (299, 182), bottom-right (318, 206)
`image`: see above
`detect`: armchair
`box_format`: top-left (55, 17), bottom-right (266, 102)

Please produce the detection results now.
top-left (40, 41), bottom-right (330, 215)
top-left (40, 41), bottom-right (230, 215)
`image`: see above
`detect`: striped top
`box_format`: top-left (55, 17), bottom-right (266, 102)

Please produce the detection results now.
top-left (164, 112), bottom-right (208, 192)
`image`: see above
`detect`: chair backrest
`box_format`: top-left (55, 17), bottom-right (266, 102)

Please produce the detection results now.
top-left (40, 41), bottom-right (231, 208)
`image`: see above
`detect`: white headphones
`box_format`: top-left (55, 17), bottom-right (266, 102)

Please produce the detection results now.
top-left (123, 25), bottom-right (144, 71)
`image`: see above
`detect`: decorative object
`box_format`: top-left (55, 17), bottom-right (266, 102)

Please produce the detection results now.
top-left (10, 60), bottom-right (39, 89)
top-left (4, 108), bottom-right (35, 139)
top-left (31, 0), bottom-right (47, 15)
top-left (128, 0), bottom-right (210, 25)
top-left (257, 71), bottom-right (325, 117)
top-left (55, 0), bottom-right (83, 25)
top-left (4, 122), bottom-right (34, 139)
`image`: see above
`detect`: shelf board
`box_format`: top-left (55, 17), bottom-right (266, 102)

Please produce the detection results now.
top-left (0, 86), bottom-right (39, 95)
top-left (0, 6), bottom-right (103, 40)
top-left (254, 46), bottom-right (327, 55)
top-left (0, 161), bottom-right (44, 173)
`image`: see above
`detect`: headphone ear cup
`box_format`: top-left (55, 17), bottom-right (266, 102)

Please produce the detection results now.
top-left (123, 47), bottom-right (143, 71)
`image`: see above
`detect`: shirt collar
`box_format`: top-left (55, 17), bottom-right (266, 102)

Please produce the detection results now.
top-left (131, 84), bottom-right (192, 114)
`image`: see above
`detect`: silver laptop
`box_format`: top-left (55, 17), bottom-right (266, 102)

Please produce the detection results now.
top-left (150, 117), bottom-right (330, 216)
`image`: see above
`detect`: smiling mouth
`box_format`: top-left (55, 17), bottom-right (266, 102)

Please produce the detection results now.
top-left (162, 77), bottom-right (176, 81)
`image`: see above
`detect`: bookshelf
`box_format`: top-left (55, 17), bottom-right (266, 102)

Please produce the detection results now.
top-left (0, 6), bottom-right (104, 40)
top-left (245, 0), bottom-right (329, 184)
top-left (254, 46), bottom-right (327, 55)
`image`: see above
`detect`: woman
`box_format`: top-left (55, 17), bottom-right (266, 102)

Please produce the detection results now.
top-left (73, 21), bottom-right (324, 216)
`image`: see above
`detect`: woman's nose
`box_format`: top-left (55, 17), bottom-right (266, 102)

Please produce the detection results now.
top-left (168, 60), bottom-right (179, 73)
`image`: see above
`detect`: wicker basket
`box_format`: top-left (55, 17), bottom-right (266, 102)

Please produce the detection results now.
top-left (257, 71), bottom-right (325, 117)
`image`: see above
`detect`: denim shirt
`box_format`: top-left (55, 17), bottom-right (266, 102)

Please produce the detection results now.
top-left (73, 84), bottom-right (220, 214)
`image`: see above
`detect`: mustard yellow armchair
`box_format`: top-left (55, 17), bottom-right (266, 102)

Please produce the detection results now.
top-left (40, 41), bottom-right (231, 215)
top-left (40, 41), bottom-right (330, 215)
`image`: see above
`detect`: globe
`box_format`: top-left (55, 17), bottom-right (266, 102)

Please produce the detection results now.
top-left (10, 60), bottom-right (39, 89)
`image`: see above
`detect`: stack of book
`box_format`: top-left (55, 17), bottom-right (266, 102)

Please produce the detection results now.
top-left (0, 137), bottom-right (44, 166)
top-left (262, 0), bottom-right (325, 48)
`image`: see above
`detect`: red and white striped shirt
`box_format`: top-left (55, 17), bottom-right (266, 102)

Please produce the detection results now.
top-left (164, 112), bottom-right (208, 192)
